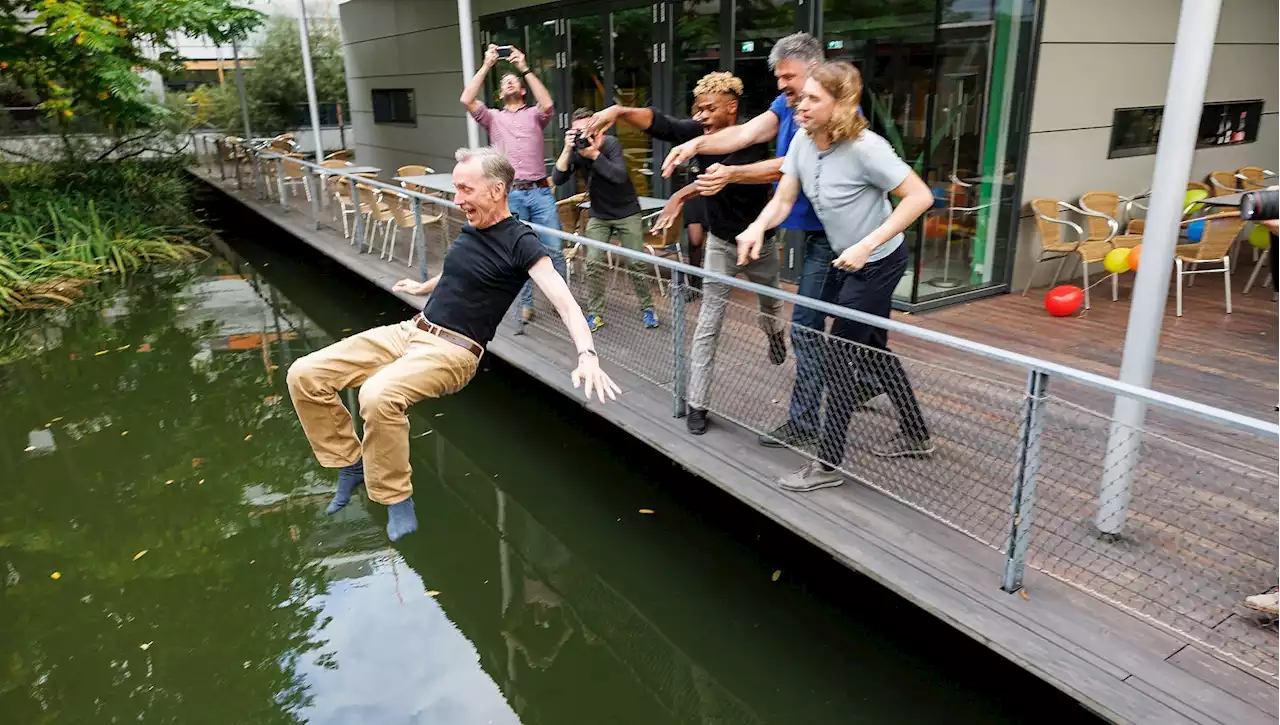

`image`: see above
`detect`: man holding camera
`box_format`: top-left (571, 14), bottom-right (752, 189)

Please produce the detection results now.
top-left (590, 71), bottom-right (786, 436)
top-left (553, 108), bottom-right (659, 331)
top-left (460, 44), bottom-right (565, 323)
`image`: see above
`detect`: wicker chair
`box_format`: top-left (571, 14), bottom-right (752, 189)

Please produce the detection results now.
top-left (1236, 166), bottom-right (1275, 191)
top-left (1024, 198), bottom-right (1118, 309)
top-left (1207, 170), bottom-right (1239, 195)
top-left (642, 208), bottom-right (685, 297)
top-left (1173, 213), bottom-right (1246, 317)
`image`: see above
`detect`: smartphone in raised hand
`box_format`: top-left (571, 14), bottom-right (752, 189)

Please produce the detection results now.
top-left (496, 45), bottom-right (513, 59)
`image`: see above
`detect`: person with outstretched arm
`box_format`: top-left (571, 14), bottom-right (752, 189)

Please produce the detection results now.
top-left (660, 33), bottom-right (846, 452)
top-left (460, 44), bottom-right (565, 323)
top-left (736, 62), bottom-right (934, 492)
top-left (552, 107), bottom-right (659, 331)
top-left (590, 71), bottom-right (787, 436)
top-left (287, 148), bottom-right (619, 541)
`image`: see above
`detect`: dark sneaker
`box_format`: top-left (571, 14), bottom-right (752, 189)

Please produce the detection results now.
top-left (686, 407), bottom-right (709, 435)
top-left (758, 421), bottom-right (817, 449)
top-left (766, 331), bottom-right (787, 365)
top-left (871, 433), bottom-right (935, 459)
top-left (778, 461), bottom-right (843, 492)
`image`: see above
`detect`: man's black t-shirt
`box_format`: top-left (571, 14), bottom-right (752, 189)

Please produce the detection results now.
top-left (423, 216), bottom-right (547, 344)
top-left (645, 110), bottom-right (772, 242)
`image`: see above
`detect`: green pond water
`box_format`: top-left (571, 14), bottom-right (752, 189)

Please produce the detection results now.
top-left (0, 221), bottom-right (1098, 724)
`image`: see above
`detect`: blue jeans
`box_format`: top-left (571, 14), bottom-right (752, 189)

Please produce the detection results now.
top-left (508, 185), bottom-right (565, 310)
top-left (786, 231), bottom-right (840, 434)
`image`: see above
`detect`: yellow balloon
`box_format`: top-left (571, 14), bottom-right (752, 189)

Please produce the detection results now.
top-left (1249, 223), bottom-right (1273, 250)
top-left (1104, 247), bottom-right (1132, 274)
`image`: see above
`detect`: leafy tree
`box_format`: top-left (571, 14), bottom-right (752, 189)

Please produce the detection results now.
top-left (0, 0), bottom-right (262, 134)
top-left (201, 16), bottom-right (348, 137)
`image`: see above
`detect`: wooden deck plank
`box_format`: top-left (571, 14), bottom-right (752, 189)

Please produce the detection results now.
top-left (194, 169), bottom-right (1280, 725)
top-left (1169, 644), bottom-right (1280, 718)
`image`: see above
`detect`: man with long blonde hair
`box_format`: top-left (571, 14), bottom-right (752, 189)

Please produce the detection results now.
top-left (738, 61), bottom-right (936, 491)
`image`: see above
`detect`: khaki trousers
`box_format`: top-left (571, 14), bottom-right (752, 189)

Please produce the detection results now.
top-left (286, 320), bottom-right (480, 504)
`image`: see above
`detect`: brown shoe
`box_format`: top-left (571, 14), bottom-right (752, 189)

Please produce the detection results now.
top-left (521, 306), bottom-right (535, 323)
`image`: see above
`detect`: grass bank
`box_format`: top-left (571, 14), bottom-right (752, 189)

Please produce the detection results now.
top-left (0, 159), bottom-right (209, 315)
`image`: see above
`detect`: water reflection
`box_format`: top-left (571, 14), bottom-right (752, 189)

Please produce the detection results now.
top-left (0, 233), bottom-right (1096, 724)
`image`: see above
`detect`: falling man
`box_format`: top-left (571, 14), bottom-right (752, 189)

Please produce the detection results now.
top-left (286, 147), bottom-right (620, 541)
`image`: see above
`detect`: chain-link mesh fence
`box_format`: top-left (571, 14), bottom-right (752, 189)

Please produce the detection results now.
top-left (198, 143), bottom-right (1280, 681)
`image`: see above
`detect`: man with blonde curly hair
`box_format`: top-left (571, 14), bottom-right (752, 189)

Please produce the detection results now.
top-left (590, 71), bottom-right (786, 437)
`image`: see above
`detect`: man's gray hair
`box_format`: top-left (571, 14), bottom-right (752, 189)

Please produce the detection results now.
top-left (454, 146), bottom-right (515, 194)
top-left (768, 32), bottom-right (824, 69)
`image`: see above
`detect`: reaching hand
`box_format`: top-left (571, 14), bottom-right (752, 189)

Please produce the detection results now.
top-left (661, 141), bottom-right (699, 178)
top-left (588, 107), bottom-right (620, 134)
top-left (562, 130), bottom-right (577, 154)
top-left (483, 44), bottom-right (499, 68)
top-left (695, 163), bottom-right (733, 196)
top-left (832, 240), bottom-right (875, 271)
top-left (571, 355), bottom-right (621, 404)
top-left (650, 197), bottom-right (685, 233)
top-left (392, 278), bottom-right (428, 296)
top-left (735, 226), bottom-right (764, 266)
top-left (509, 46), bottom-right (528, 72)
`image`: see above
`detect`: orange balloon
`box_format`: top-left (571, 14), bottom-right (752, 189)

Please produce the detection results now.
top-left (924, 216), bottom-right (948, 239)
top-left (1128, 244), bottom-right (1142, 271)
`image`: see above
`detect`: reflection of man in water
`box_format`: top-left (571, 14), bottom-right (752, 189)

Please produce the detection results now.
top-left (286, 148), bottom-right (619, 542)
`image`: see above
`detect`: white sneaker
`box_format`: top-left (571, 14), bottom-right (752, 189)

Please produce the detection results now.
top-left (1244, 587), bottom-right (1279, 616)
top-left (778, 461), bottom-right (843, 492)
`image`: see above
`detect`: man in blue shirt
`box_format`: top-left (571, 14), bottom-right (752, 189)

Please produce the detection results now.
top-left (661, 32), bottom-right (838, 450)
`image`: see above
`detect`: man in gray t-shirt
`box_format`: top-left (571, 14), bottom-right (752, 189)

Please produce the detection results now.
top-left (780, 128), bottom-right (910, 263)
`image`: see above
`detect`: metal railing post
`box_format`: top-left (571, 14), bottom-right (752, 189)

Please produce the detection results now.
top-left (276, 158), bottom-right (287, 209)
top-left (1002, 369), bottom-right (1050, 593)
top-left (253, 149), bottom-right (266, 199)
top-left (216, 138), bottom-right (226, 180)
top-left (351, 181), bottom-right (367, 252)
top-left (670, 268), bottom-right (688, 418)
top-left (308, 173), bottom-right (321, 230)
top-left (412, 196), bottom-right (428, 280)
top-left (233, 144), bottom-right (242, 190)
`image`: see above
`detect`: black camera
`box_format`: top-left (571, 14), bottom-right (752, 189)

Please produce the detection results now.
top-left (1240, 190), bottom-right (1278, 222)
top-left (572, 130), bottom-right (592, 151)
top-left (674, 158), bottom-right (702, 177)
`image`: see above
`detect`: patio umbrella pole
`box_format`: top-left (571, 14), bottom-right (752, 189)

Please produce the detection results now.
top-left (1095, 0), bottom-right (1222, 537)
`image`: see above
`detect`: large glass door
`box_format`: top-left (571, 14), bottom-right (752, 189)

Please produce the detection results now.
top-left (611, 6), bottom-right (657, 196)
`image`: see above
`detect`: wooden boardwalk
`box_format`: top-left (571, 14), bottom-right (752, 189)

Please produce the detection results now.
top-left (195, 167), bottom-right (1278, 725)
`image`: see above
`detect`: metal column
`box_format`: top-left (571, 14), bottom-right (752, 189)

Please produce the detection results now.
top-left (457, 0), bottom-right (480, 148)
top-left (1003, 370), bottom-right (1049, 592)
top-left (1096, 0), bottom-right (1223, 535)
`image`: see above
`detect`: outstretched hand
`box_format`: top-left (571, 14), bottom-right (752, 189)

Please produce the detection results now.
top-left (572, 355), bottom-right (621, 404)
top-left (661, 141), bottom-right (699, 178)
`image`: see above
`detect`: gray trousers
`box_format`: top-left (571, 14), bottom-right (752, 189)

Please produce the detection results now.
top-left (687, 232), bottom-right (782, 410)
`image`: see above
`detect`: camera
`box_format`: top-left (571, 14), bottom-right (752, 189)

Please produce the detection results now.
top-left (674, 158), bottom-right (702, 177)
top-left (572, 130), bottom-right (592, 151)
top-left (1240, 190), bottom-right (1278, 222)
top-left (496, 45), bottom-right (513, 59)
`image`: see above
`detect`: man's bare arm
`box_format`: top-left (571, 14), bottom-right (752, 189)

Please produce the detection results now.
top-left (528, 258), bottom-right (621, 403)
top-left (460, 46), bottom-right (498, 113)
top-left (661, 110), bottom-right (780, 176)
top-left (392, 275), bottom-right (440, 297)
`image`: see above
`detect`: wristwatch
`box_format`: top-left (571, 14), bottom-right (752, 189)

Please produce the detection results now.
top-left (520, 68), bottom-right (534, 77)
top-left (578, 349), bottom-right (597, 358)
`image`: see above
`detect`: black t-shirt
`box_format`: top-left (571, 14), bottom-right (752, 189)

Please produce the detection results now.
top-left (645, 109), bottom-right (772, 241)
top-left (423, 216), bottom-right (548, 344)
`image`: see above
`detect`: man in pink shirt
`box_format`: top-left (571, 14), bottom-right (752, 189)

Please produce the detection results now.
top-left (460, 44), bottom-right (565, 322)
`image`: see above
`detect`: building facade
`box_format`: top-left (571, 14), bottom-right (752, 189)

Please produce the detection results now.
top-left (338, 0), bottom-right (1278, 310)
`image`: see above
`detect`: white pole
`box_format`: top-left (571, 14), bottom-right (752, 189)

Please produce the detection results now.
top-left (1096, 0), bottom-right (1222, 535)
top-left (296, 0), bottom-right (327, 163)
top-left (232, 41), bottom-right (253, 138)
top-left (457, 0), bottom-right (480, 149)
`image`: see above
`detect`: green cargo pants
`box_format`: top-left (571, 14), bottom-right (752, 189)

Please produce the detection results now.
top-left (584, 213), bottom-right (656, 317)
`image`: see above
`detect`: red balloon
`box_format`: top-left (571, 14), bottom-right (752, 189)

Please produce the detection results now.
top-left (1045, 285), bottom-right (1084, 317)
top-left (1128, 244), bottom-right (1142, 271)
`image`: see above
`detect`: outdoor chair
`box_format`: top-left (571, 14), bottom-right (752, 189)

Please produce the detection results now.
top-left (1173, 212), bottom-right (1245, 317)
top-left (397, 164), bottom-right (434, 179)
top-left (557, 194), bottom-right (592, 285)
top-left (1207, 170), bottom-right (1239, 195)
top-left (357, 181), bottom-right (392, 251)
top-left (275, 154), bottom-right (312, 202)
top-left (1078, 191), bottom-right (1122, 242)
top-left (389, 192), bottom-right (444, 265)
top-left (324, 150), bottom-right (354, 162)
top-left (331, 177), bottom-right (382, 241)
top-left (1236, 166), bottom-right (1275, 191)
top-left (1024, 198), bottom-right (1118, 309)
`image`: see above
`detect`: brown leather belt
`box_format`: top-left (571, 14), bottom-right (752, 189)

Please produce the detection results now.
top-left (511, 177), bottom-right (550, 190)
top-left (413, 314), bottom-right (484, 358)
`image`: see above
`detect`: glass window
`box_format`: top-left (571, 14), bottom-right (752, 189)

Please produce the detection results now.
top-left (673, 0), bottom-right (722, 118)
top-left (372, 89), bottom-right (415, 125)
top-left (526, 20), bottom-right (562, 171)
top-left (732, 0), bottom-right (797, 120)
top-left (612, 7), bottom-right (655, 196)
